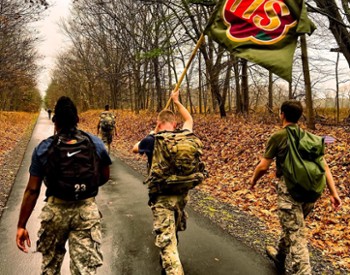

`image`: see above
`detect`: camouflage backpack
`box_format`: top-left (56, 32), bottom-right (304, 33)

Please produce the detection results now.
top-left (145, 129), bottom-right (207, 194)
top-left (100, 111), bottom-right (115, 132)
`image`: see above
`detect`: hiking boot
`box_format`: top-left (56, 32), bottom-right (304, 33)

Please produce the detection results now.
top-left (266, 245), bottom-right (286, 274)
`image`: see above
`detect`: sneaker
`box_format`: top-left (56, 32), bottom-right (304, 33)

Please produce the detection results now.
top-left (266, 246), bottom-right (286, 274)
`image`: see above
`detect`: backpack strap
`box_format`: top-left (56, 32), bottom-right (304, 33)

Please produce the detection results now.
top-left (49, 129), bottom-right (98, 159)
top-left (156, 128), bottom-right (190, 135)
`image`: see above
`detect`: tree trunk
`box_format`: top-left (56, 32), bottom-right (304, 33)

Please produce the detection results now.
top-left (268, 71), bottom-right (273, 113)
top-left (154, 57), bottom-right (162, 112)
top-left (204, 55), bottom-right (226, 117)
top-left (222, 57), bottom-right (234, 114)
top-left (234, 57), bottom-right (243, 114)
top-left (300, 35), bottom-right (315, 130)
top-left (288, 81), bottom-right (293, 99)
top-left (198, 53), bottom-right (203, 114)
top-left (241, 59), bottom-right (249, 114)
top-left (154, 3), bottom-right (162, 112)
top-left (335, 51), bottom-right (340, 124)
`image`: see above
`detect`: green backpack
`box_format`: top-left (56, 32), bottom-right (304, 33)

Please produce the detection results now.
top-left (145, 130), bottom-right (206, 194)
top-left (282, 126), bottom-right (326, 203)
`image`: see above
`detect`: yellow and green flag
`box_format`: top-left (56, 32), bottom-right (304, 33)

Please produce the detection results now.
top-left (204, 0), bottom-right (316, 81)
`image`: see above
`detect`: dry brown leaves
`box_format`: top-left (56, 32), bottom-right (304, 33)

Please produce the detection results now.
top-left (80, 110), bottom-right (350, 270)
top-left (0, 112), bottom-right (37, 165)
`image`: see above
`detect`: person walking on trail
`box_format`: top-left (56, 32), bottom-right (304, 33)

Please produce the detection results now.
top-left (47, 108), bottom-right (52, 119)
top-left (250, 100), bottom-right (342, 275)
top-left (16, 96), bottom-right (112, 274)
top-left (132, 89), bottom-right (205, 275)
top-left (97, 104), bottom-right (116, 154)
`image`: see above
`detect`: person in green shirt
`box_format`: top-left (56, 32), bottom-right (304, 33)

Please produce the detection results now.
top-left (250, 100), bottom-right (342, 275)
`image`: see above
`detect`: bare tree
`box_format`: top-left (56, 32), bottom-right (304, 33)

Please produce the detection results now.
top-left (310, 0), bottom-right (350, 67)
top-left (45, 0), bottom-right (350, 119)
top-left (0, 0), bottom-right (47, 111)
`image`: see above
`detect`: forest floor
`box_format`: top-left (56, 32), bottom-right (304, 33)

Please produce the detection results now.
top-left (0, 110), bottom-right (349, 274)
top-left (0, 112), bottom-right (37, 217)
top-left (80, 109), bottom-right (350, 274)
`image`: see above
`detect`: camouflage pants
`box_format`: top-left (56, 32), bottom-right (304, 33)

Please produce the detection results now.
top-left (276, 178), bottom-right (314, 275)
top-left (150, 194), bottom-right (189, 275)
top-left (100, 130), bottom-right (113, 145)
top-left (36, 200), bottom-right (103, 275)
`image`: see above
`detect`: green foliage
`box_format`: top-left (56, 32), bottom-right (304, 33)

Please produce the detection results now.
top-left (137, 48), bottom-right (166, 60)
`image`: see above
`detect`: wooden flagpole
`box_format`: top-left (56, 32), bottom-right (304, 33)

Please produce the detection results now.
top-left (164, 33), bottom-right (205, 109)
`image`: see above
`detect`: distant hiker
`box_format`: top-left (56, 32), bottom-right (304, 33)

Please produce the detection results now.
top-left (16, 96), bottom-right (112, 274)
top-left (250, 100), bottom-right (342, 275)
top-left (47, 108), bottom-right (52, 119)
top-left (97, 104), bottom-right (116, 154)
top-left (132, 89), bottom-right (206, 275)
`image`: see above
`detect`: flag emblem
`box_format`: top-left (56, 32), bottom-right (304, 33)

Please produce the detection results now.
top-left (223, 0), bottom-right (297, 44)
top-left (204, 0), bottom-right (316, 81)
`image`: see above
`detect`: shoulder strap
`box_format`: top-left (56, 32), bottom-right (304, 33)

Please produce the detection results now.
top-left (78, 130), bottom-right (96, 147)
top-left (285, 125), bottom-right (302, 146)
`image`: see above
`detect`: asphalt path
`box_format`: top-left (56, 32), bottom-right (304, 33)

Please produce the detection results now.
top-left (0, 109), bottom-right (278, 275)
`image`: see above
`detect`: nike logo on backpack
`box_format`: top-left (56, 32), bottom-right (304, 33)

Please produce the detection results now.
top-left (67, 150), bottom-right (81, 157)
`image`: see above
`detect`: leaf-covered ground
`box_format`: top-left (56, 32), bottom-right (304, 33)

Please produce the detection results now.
top-left (0, 112), bottom-right (37, 166)
top-left (80, 110), bottom-right (350, 271)
top-left (0, 111), bottom-right (38, 217)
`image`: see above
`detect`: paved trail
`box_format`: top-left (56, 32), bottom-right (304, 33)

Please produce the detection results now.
top-left (0, 110), bottom-right (277, 275)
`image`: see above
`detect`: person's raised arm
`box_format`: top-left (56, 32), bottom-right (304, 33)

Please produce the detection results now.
top-left (171, 90), bottom-right (193, 132)
top-left (16, 175), bottom-right (42, 253)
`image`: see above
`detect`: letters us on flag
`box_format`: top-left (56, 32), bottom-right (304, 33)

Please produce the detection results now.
top-left (204, 0), bottom-right (316, 82)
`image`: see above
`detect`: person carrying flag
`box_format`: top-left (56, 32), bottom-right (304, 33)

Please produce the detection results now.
top-left (132, 90), bottom-right (194, 275)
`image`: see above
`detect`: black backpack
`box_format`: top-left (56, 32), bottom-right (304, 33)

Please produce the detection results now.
top-left (44, 130), bottom-right (101, 201)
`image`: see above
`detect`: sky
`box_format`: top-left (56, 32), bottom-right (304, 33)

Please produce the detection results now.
top-left (36, 0), bottom-right (71, 95)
